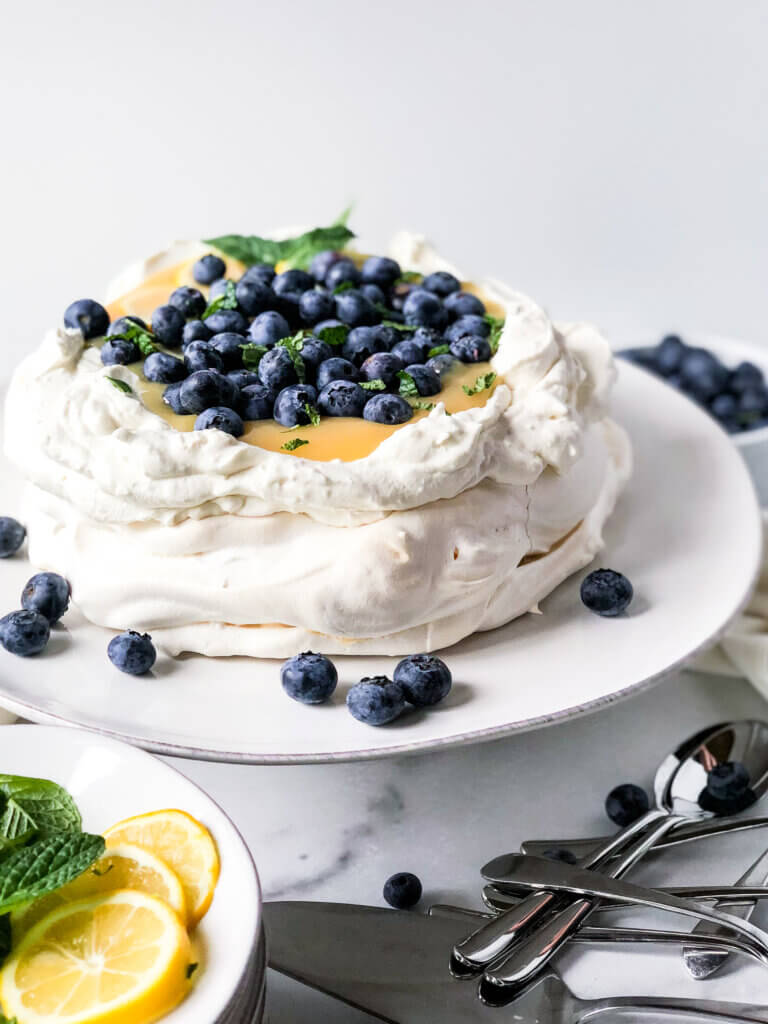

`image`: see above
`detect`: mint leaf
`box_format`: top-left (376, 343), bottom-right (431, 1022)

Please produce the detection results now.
top-left (109, 321), bottom-right (157, 355)
top-left (281, 437), bottom-right (309, 452)
top-left (360, 379), bottom-right (386, 392)
top-left (332, 281), bottom-right (355, 295)
top-left (316, 324), bottom-right (348, 347)
top-left (0, 775), bottom-right (81, 839)
top-left (240, 343), bottom-right (268, 370)
top-left (203, 280), bottom-right (238, 319)
top-left (428, 344), bottom-right (450, 358)
top-left (411, 400), bottom-right (435, 412)
top-left (0, 914), bottom-right (10, 969)
top-left (0, 802), bottom-right (36, 848)
top-left (107, 377), bottom-right (132, 394)
top-left (463, 371), bottom-right (497, 396)
top-left (397, 271), bottom-right (422, 284)
top-left (276, 331), bottom-right (311, 383)
top-left (0, 1014), bottom-right (17, 1024)
top-left (381, 319), bottom-right (417, 334)
top-left (397, 370), bottom-right (419, 398)
top-left (0, 833), bottom-right (104, 914)
top-left (204, 212), bottom-right (355, 271)
top-left (186, 962), bottom-right (199, 980)
top-left (484, 314), bottom-right (505, 354)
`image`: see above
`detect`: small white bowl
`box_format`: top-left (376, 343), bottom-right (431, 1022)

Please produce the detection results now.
top-left (0, 725), bottom-right (263, 1023)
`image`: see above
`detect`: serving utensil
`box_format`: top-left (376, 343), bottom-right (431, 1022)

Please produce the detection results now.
top-left (482, 880), bottom-right (768, 913)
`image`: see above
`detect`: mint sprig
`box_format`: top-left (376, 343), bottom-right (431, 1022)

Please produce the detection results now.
top-left (282, 437), bottom-right (310, 452)
top-left (276, 331), bottom-right (312, 382)
top-left (0, 832), bottom-right (104, 914)
top-left (332, 281), bottom-right (356, 295)
top-left (463, 371), bottom-right (497, 396)
top-left (203, 280), bottom-right (238, 319)
top-left (316, 324), bottom-right (349, 347)
top-left (204, 209), bottom-right (355, 271)
top-left (397, 371), bottom-right (419, 398)
top-left (484, 314), bottom-right (505, 354)
top-left (107, 378), bottom-right (133, 394)
top-left (428, 344), bottom-right (451, 357)
top-left (305, 404), bottom-right (321, 427)
top-left (381, 319), bottom-right (417, 334)
top-left (108, 321), bottom-right (157, 356)
top-left (240, 343), bottom-right (268, 371)
top-left (411, 400), bottom-right (435, 412)
top-left (397, 271), bottom-right (422, 284)
top-left (360, 379), bottom-right (386, 392)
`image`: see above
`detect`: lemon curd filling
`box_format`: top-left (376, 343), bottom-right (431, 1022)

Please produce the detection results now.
top-left (105, 254), bottom-right (505, 463)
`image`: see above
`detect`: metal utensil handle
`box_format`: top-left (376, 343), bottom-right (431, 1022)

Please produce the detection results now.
top-left (482, 881), bottom-right (768, 912)
top-left (582, 996), bottom-right (768, 1022)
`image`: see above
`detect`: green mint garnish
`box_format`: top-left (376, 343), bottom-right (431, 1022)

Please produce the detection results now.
top-left (381, 319), bottom-right (417, 334)
top-left (0, 1012), bottom-right (16, 1024)
top-left (202, 280), bottom-right (238, 319)
top-left (0, 774), bottom-right (82, 840)
top-left (282, 438), bottom-right (310, 452)
top-left (428, 344), bottom-right (450, 357)
top-left (107, 377), bottom-right (133, 394)
top-left (411, 400), bottom-right (435, 412)
top-left (0, 832), bottom-right (104, 914)
top-left (305, 403), bottom-right (321, 427)
top-left (204, 209), bottom-right (354, 271)
top-left (240, 343), bottom-right (268, 370)
top-left (397, 271), bottom-right (422, 284)
top-left (463, 371), bottom-right (497, 396)
top-left (360, 379), bottom-right (386, 392)
top-left (397, 370), bottom-right (419, 398)
top-left (186, 962), bottom-right (199, 980)
top-left (316, 324), bottom-right (349, 347)
top-left (484, 314), bottom-right (505, 354)
top-left (90, 863), bottom-right (114, 877)
top-left (276, 330), bottom-right (311, 383)
top-left (109, 322), bottom-right (157, 356)
top-left (332, 281), bottom-right (356, 295)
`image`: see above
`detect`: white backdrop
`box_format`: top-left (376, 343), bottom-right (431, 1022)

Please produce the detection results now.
top-left (2, 0), bottom-right (766, 356)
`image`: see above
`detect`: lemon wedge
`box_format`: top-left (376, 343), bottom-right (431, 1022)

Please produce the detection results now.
top-left (1, 889), bottom-right (192, 1024)
top-left (104, 810), bottom-right (219, 927)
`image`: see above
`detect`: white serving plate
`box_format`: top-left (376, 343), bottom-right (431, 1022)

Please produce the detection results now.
top-left (0, 725), bottom-right (263, 1022)
top-left (0, 360), bottom-right (762, 763)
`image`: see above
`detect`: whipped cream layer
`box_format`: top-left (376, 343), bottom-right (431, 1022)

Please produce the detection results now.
top-left (4, 233), bottom-right (631, 655)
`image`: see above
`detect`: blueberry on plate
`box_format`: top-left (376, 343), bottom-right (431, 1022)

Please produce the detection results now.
top-left (393, 653), bottom-right (452, 707)
top-left (580, 569), bottom-right (633, 617)
top-left (205, 309), bottom-right (249, 336)
top-left (316, 357), bottom-right (361, 390)
top-left (445, 314), bottom-right (490, 343)
top-left (281, 651), bottom-right (338, 704)
top-left (298, 337), bottom-right (333, 376)
top-left (739, 385), bottom-right (768, 419)
top-left (193, 253), bottom-right (226, 285)
top-left (361, 283), bottom-right (386, 306)
top-left (195, 406), bottom-right (244, 437)
top-left (240, 262), bottom-right (276, 286)
top-left (449, 335), bottom-right (492, 363)
top-left (182, 319), bottom-right (213, 347)
top-left (299, 289), bottom-right (336, 325)
top-left (151, 305), bottom-right (186, 347)
top-left (249, 311), bottom-right (291, 348)
top-left (168, 285), bottom-right (206, 319)
top-left (209, 277), bottom-right (236, 300)
top-left (710, 393), bottom-right (737, 426)
top-left (428, 353), bottom-right (458, 378)
top-left (63, 298), bottom-right (110, 339)
top-left (0, 609), bottom-right (50, 657)
top-left (21, 572), bottom-right (70, 624)
top-left (403, 289), bottom-right (446, 329)
top-left (444, 291), bottom-right (486, 318)
top-left (0, 517), bottom-right (26, 558)
top-left (273, 384), bottom-right (319, 427)
top-left (227, 370), bottom-right (262, 389)
top-left (605, 783), bottom-right (650, 827)
top-left (143, 351), bottom-right (187, 384)
top-left (101, 338), bottom-right (140, 366)
top-left (404, 364), bottom-right (441, 397)
top-left (309, 249), bottom-right (344, 283)
top-left (363, 394), bottom-right (414, 425)
top-left (210, 332), bottom-right (247, 371)
top-left (107, 315), bottom-right (146, 338)
top-left (346, 676), bottom-right (406, 725)
top-left (422, 270), bottom-right (461, 297)
top-left (679, 348), bottom-right (729, 402)
top-left (361, 256), bottom-right (401, 289)
top-left (184, 341), bottom-right (224, 374)
top-left (259, 347), bottom-right (299, 392)
top-left (730, 361), bottom-right (764, 394)
top-left (313, 318), bottom-right (346, 339)
top-left (342, 326), bottom-right (389, 367)
top-left (318, 380), bottom-right (367, 417)
top-left (273, 270), bottom-right (316, 309)
top-left (163, 382), bottom-right (188, 415)
top-left (383, 872), bottom-right (422, 909)
top-left (241, 384), bottom-right (275, 420)
top-left (361, 352), bottom-right (404, 389)
top-left (325, 258), bottom-right (361, 290)
top-left (107, 630), bottom-right (156, 675)
top-left (179, 370), bottom-right (227, 414)
top-left (235, 278), bottom-right (274, 317)
top-left (335, 289), bottom-right (378, 327)
top-left (391, 338), bottom-right (428, 366)
top-left (653, 334), bottom-right (687, 377)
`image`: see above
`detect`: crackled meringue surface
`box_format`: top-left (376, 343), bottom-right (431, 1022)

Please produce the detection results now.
top-left (4, 234), bottom-right (631, 656)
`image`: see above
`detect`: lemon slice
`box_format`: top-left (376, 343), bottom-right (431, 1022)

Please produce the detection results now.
top-left (104, 810), bottom-right (220, 926)
top-left (13, 843), bottom-right (187, 935)
top-left (1, 889), bottom-right (192, 1024)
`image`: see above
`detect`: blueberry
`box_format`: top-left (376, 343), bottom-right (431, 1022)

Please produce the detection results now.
top-left (383, 872), bottom-right (422, 910)
top-left (710, 393), bottom-right (737, 424)
top-left (195, 406), bottom-right (244, 437)
top-left (393, 654), bottom-right (452, 707)
top-left (163, 382), bottom-right (188, 414)
top-left (391, 338), bottom-right (429, 366)
top-left (205, 309), bottom-right (249, 335)
top-left (0, 517), bottom-right (25, 558)
top-left (313, 318), bottom-right (346, 338)
top-left (707, 761), bottom-right (750, 799)
top-left (580, 569), bottom-right (633, 617)
top-left (259, 347), bottom-right (298, 392)
top-left (179, 370), bottom-right (227, 414)
top-left (299, 289), bottom-right (336, 325)
top-left (21, 572), bottom-right (70, 624)
top-left (343, 326), bottom-right (389, 366)
top-left (227, 370), bottom-right (262, 389)
top-left (361, 352), bottom-right (404, 389)
top-left (361, 283), bottom-right (386, 306)
top-left (403, 289), bottom-right (446, 329)
top-left (63, 299), bottom-right (110, 339)
top-left (235, 278), bottom-right (274, 317)
top-left (193, 253), bottom-right (226, 285)
top-left (444, 291), bottom-right (486, 318)
top-left (445, 315), bottom-right (490, 343)
top-left (273, 384), bottom-right (318, 427)
top-left (298, 337), bottom-right (333, 376)
top-left (281, 651), bottom-right (338, 704)
top-left (209, 278), bottom-right (236, 300)
top-left (422, 271), bottom-right (461, 297)
top-left (372, 324), bottom-right (400, 348)
top-left (361, 256), bottom-right (401, 289)
top-left (653, 334), bottom-right (687, 377)
top-left (428, 353), bottom-right (458, 378)
top-left (0, 609), bottom-right (50, 657)
top-left (730, 361), bottom-right (764, 394)
top-left (363, 394), bottom-right (414, 425)
top-left (143, 352), bottom-right (186, 384)
top-left (316, 357), bottom-right (360, 390)
top-left (151, 305), bottom-right (186, 347)
top-left (273, 269), bottom-right (316, 307)
top-left (184, 341), bottom-right (224, 374)
top-left (346, 676), bottom-right (406, 725)
top-left (449, 335), bottom-right (492, 363)
top-left (390, 282), bottom-right (416, 312)
top-left (211, 332), bottom-right (247, 371)
top-left (326, 258), bottom-right (361, 290)
top-left (240, 262), bottom-right (276, 286)
top-left (679, 348), bottom-right (729, 401)
top-left (543, 848), bottom-right (578, 865)
top-left (107, 315), bottom-right (146, 338)
top-left (107, 630), bottom-right (156, 675)
top-left (249, 311), bottom-right (291, 348)
top-left (605, 783), bottom-right (650, 827)
top-left (318, 380), bottom-right (367, 417)
top-left (409, 326), bottom-right (444, 350)
top-left (182, 319), bottom-right (213, 346)
top-left (168, 285), bottom-right (206, 319)
top-left (309, 249), bottom-right (344, 282)
top-left (739, 385), bottom-right (768, 419)
top-left (335, 289), bottom-right (378, 327)
top-left (404, 364), bottom-right (441, 397)
top-left (100, 338), bottom-right (139, 366)
top-left (241, 384), bottom-right (275, 420)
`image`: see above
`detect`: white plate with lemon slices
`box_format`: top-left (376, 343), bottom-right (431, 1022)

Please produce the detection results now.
top-left (0, 725), bottom-right (263, 1024)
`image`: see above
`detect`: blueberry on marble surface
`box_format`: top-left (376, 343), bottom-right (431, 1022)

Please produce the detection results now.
top-left (281, 652), bottom-right (338, 704)
top-left (580, 569), bottom-right (634, 617)
top-left (325, 258), bottom-right (361, 290)
top-left (404, 364), bottom-right (441, 397)
top-left (393, 654), bottom-right (452, 707)
top-left (317, 380), bottom-right (367, 418)
top-left (0, 517), bottom-right (26, 558)
top-left (403, 288), bottom-right (446, 329)
top-left (249, 311), bottom-right (291, 348)
top-left (163, 382), bottom-right (188, 415)
top-left (361, 256), bottom-right (401, 289)
top-left (21, 572), bottom-right (70, 624)
top-left (107, 315), bottom-right (146, 338)
top-left (143, 351), bottom-right (187, 383)
top-left (342, 326), bottom-right (389, 367)
top-left (0, 609), bottom-right (50, 657)
top-left (335, 289), bottom-right (378, 327)
top-left (235, 278), bottom-right (274, 317)
top-left (259, 347), bottom-right (299, 392)
top-left (184, 341), bottom-right (224, 374)
top-left (107, 630), bottom-right (156, 675)
top-left (316, 357), bottom-right (361, 390)
top-left (182, 319), bottom-right (213, 347)
top-left (444, 291), bottom-right (486, 318)
top-left (240, 384), bottom-right (275, 420)
top-left (179, 370), bottom-right (228, 414)
top-left (361, 352), bottom-right (404, 389)
top-left (101, 338), bottom-right (140, 366)
top-left (449, 335), bottom-right (492, 363)
top-left (422, 271), bottom-right (461, 297)
top-left (204, 309), bottom-right (249, 336)
top-left (383, 872), bottom-right (422, 909)
top-left (64, 298), bottom-right (110, 339)
top-left (195, 406), bottom-right (244, 437)
top-left (168, 286), bottom-right (206, 319)
top-left (273, 384), bottom-right (319, 427)
top-left (346, 676), bottom-right (406, 726)
top-left (151, 305), bottom-right (186, 347)
top-left (193, 253), bottom-right (226, 285)
top-left (605, 783), bottom-right (650, 827)
top-left (363, 393), bottom-right (414, 424)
